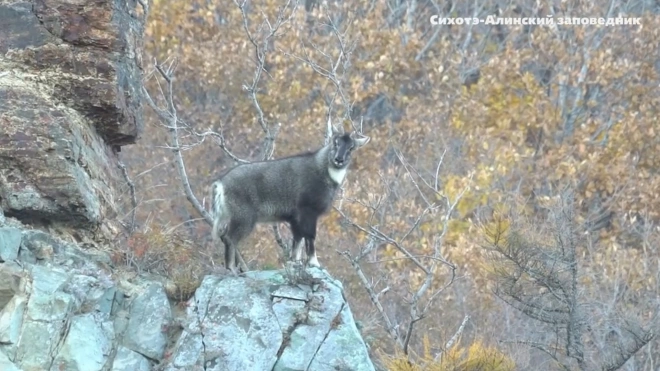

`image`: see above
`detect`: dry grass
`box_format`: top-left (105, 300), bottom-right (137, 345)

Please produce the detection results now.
top-left (380, 335), bottom-right (516, 371)
top-left (110, 216), bottom-right (219, 301)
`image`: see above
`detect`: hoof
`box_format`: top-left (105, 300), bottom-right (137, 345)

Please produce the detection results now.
top-left (226, 265), bottom-right (241, 276)
top-left (285, 260), bottom-right (304, 269)
top-left (307, 256), bottom-right (321, 268)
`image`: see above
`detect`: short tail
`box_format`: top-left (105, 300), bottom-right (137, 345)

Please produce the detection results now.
top-left (211, 181), bottom-right (227, 242)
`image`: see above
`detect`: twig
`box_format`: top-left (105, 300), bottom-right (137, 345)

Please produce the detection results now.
top-left (189, 129), bottom-right (250, 164)
top-left (434, 314), bottom-right (469, 361)
top-left (415, 0), bottom-right (453, 62)
top-left (280, 5), bottom-right (357, 127)
top-left (339, 249), bottom-right (403, 348)
top-left (499, 340), bottom-right (572, 371)
top-left (235, 0), bottom-right (294, 160)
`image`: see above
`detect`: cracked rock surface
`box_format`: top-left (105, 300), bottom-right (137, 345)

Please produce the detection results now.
top-left (0, 224), bottom-right (376, 371)
top-left (0, 0), bottom-right (145, 226)
top-left (163, 269), bottom-right (375, 371)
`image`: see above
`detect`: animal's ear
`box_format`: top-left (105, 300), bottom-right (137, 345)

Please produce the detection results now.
top-left (326, 117), bottom-right (342, 144)
top-left (352, 133), bottom-right (370, 148)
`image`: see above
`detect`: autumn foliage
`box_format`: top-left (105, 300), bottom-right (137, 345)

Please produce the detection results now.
top-left (381, 335), bottom-right (515, 371)
top-left (120, 0), bottom-right (660, 368)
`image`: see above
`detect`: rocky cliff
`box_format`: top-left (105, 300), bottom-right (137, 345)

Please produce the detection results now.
top-left (0, 228), bottom-right (374, 370)
top-left (0, 0), bottom-right (375, 370)
top-left (0, 0), bottom-right (144, 228)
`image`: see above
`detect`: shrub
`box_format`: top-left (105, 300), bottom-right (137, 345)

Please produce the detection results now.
top-left (381, 335), bottom-right (515, 371)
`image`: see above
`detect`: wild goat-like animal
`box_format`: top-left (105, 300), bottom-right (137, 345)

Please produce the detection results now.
top-left (211, 127), bottom-right (370, 273)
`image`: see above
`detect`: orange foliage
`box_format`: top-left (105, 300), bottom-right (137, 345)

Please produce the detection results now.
top-left (121, 0), bottom-right (660, 365)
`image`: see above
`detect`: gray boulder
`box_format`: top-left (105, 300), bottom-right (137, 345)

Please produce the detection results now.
top-left (0, 228), bottom-right (21, 262)
top-left (123, 283), bottom-right (172, 360)
top-left (0, 350), bottom-right (20, 371)
top-left (50, 313), bottom-right (115, 371)
top-left (111, 346), bottom-right (151, 371)
top-left (163, 268), bottom-right (375, 371)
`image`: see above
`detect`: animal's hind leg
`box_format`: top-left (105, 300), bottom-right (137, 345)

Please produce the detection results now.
top-left (220, 235), bottom-right (238, 275)
top-left (222, 218), bottom-right (255, 274)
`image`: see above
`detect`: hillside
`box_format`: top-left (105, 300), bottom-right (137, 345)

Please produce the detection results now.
top-left (122, 0), bottom-right (660, 369)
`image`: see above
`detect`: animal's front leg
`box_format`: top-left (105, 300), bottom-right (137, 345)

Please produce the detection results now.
top-left (305, 238), bottom-right (321, 267)
top-left (290, 221), bottom-right (306, 264)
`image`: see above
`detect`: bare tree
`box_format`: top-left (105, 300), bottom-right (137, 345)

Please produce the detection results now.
top-left (336, 157), bottom-right (469, 357)
top-left (141, 59), bottom-right (247, 271)
top-left (484, 188), bottom-right (657, 370)
top-left (140, 1), bottom-right (303, 270)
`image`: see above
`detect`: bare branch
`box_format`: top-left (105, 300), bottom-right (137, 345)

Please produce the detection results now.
top-left (235, 0), bottom-right (295, 161)
top-left (415, 0), bottom-right (453, 61)
top-left (487, 188), bottom-right (656, 369)
top-left (335, 151), bottom-right (468, 356)
top-left (500, 340), bottom-right (573, 371)
top-left (189, 129), bottom-right (250, 164)
top-left (280, 5), bottom-right (357, 128)
top-left (141, 58), bottom-right (249, 272)
top-left (434, 314), bottom-right (470, 361)
top-left (339, 248), bottom-right (403, 349)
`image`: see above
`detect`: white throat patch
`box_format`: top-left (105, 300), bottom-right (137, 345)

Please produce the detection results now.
top-left (328, 166), bottom-right (348, 184)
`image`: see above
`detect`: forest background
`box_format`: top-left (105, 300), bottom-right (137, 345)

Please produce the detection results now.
top-left (118, 0), bottom-right (660, 369)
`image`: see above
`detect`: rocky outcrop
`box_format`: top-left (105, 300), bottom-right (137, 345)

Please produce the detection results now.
top-left (0, 0), bottom-right (145, 226)
top-left (165, 270), bottom-right (374, 371)
top-left (0, 221), bottom-right (375, 371)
